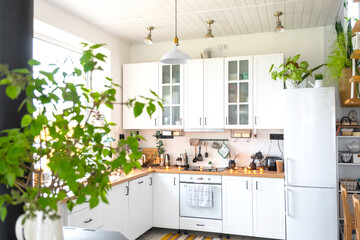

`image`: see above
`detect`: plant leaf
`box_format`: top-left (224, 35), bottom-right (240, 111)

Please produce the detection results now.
top-left (5, 85), bottom-right (21, 99)
top-left (134, 102), bottom-right (145, 117)
top-left (21, 114), bottom-right (32, 128)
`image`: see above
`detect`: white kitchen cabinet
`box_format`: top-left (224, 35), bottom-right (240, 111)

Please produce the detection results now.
top-left (159, 64), bottom-right (184, 129)
top-left (153, 173), bottom-right (179, 229)
top-left (204, 58), bottom-right (224, 129)
top-left (222, 176), bottom-right (253, 236)
top-left (184, 59), bottom-right (203, 129)
top-left (123, 62), bottom-right (159, 129)
top-left (252, 177), bottom-right (285, 239)
top-left (253, 53), bottom-right (284, 129)
top-left (67, 203), bottom-right (104, 230)
top-left (184, 58), bottom-right (224, 130)
top-left (102, 182), bottom-right (129, 237)
top-left (128, 174), bottom-right (153, 240)
top-left (225, 56), bottom-right (253, 129)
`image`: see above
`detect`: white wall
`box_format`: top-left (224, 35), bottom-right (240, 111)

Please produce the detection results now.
top-left (34, 0), bottom-right (130, 141)
top-left (130, 27), bottom-right (326, 69)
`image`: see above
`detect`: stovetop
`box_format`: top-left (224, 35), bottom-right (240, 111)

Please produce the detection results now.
top-left (183, 166), bottom-right (227, 172)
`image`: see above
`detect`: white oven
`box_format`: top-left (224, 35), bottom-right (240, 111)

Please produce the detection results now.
top-left (179, 174), bottom-right (222, 220)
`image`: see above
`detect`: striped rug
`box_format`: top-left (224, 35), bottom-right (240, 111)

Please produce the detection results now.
top-left (160, 233), bottom-right (226, 240)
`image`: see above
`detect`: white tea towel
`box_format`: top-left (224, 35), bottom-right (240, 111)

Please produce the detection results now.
top-left (186, 184), bottom-right (213, 208)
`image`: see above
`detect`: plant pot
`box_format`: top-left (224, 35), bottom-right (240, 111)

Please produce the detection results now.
top-left (285, 79), bottom-right (301, 89)
top-left (15, 210), bottom-right (64, 240)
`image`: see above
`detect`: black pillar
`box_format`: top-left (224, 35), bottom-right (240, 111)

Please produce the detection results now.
top-left (0, 0), bottom-right (33, 239)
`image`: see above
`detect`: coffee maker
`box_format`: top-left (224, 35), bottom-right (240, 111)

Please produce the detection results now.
top-left (176, 152), bottom-right (189, 167)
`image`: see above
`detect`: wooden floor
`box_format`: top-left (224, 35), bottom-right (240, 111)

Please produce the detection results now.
top-left (137, 228), bottom-right (275, 240)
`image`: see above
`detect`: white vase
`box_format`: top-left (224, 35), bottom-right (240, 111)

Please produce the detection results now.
top-left (15, 210), bottom-right (64, 240)
top-left (285, 79), bottom-right (300, 89)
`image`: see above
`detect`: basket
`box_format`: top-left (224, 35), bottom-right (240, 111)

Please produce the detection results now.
top-left (340, 179), bottom-right (358, 191)
top-left (341, 128), bottom-right (354, 136)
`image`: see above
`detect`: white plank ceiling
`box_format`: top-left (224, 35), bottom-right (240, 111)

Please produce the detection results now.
top-left (44, 0), bottom-right (342, 44)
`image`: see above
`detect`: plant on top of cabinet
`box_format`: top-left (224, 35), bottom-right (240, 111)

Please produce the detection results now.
top-left (314, 73), bottom-right (324, 80)
top-left (269, 54), bottom-right (325, 89)
top-left (0, 43), bottom-right (160, 236)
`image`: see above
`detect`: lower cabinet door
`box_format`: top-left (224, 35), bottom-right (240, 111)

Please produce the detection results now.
top-left (128, 175), bottom-right (153, 240)
top-left (68, 204), bottom-right (103, 230)
top-left (153, 173), bottom-right (179, 229)
top-left (222, 176), bottom-right (253, 236)
top-left (102, 182), bottom-right (129, 238)
top-left (252, 178), bottom-right (285, 239)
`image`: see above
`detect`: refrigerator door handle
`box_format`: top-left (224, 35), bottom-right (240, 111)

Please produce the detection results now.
top-left (286, 188), bottom-right (290, 217)
top-left (285, 157), bottom-right (289, 185)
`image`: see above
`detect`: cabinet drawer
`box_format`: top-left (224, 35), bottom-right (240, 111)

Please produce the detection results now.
top-left (180, 217), bottom-right (222, 233)
top-left (68, 204), bottom-right (103, 230)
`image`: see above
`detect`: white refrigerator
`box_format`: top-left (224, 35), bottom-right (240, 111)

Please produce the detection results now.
top-left (284, 88), bottom-right (338, 240)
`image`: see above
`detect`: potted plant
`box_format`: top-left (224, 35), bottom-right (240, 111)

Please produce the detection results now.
top-left (327, 18), bottom-right (360, 106)
top-left (0, 43), bottom-right (161, 239)
top-left (269, 54), bottom-right (325, 89)
top-left (152, 131), bottom-right (165, 165)
top-left (314, 73), bottom-right (324, 87)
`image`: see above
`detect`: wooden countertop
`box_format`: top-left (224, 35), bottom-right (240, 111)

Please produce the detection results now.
top-left (111, 166), bottom-right (284, 187)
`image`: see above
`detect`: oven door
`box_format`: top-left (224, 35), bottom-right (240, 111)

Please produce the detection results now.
top-left (179, 183), bottom-right (222, 220)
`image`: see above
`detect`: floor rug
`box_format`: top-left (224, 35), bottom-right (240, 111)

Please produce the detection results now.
top-left (160, 233), bottom-right (227, 240)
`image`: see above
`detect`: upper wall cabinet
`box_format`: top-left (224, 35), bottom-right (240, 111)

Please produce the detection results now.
top-left (253, 54), bottom-right (284, 129)
top-left (184, 58), bottom-right (224, 130)
top-left (159, 64), bottom-right (184, 129)
top-left (123, 62), bottom-right (159, 130)
top-left (225, 56), bottom-right (253, 129)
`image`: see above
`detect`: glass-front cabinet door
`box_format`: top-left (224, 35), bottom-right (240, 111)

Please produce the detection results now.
top-left (225, 56), bottom-right (253, 129)
top-left (159, 64), bottom-right (184, 129)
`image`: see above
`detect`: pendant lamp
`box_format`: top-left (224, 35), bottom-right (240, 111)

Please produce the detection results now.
top-left (160, 0), bottom-right (191, 64)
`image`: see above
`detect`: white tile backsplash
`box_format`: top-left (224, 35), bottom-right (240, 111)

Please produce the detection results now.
top-left (138, 129), bottom-right (284, 168)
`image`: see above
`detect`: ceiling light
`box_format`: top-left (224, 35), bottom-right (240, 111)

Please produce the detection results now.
top-left (143, 26), bottom-right (154, 45)
top-left (205, 20), bottom-right (215, 39)
top-left (274, 12), bottom-right (285, 33)
top-left (160, 0), bottom-right (191, 64)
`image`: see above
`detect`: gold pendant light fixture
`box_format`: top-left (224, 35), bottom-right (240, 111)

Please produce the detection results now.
top-left (204, 20), bottom-right (215, 39)
top-left (274, 11), bottom-right (285, 33)
top-left (143, 26), bottom-right (154, 45)
top-left (160, 0), bottom-right (191, 64)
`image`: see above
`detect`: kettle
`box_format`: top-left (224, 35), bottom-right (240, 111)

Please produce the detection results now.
top-left (264, 156), bottom-right (279, 171)
top-left (347, 141), bottom-right (360, 152)
top-left (164, 154), bottom-right (171, 166)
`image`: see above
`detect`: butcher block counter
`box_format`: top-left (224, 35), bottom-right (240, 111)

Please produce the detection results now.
top-left (110, 166), bottom-right (284, 187)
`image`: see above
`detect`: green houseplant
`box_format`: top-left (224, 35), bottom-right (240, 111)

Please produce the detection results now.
top-left (314, 73), bottom-right (324, 80)
top-left (269, 54), bottom-right (325, 89)
top-left (152, 131), bottom-right (165, 165)
top-left (327, 18), bottom-right (360, 105)
top-left (0, 43), bottom-right (161, 238)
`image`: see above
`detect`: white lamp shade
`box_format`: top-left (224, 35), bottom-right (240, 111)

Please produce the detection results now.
top-left (160, 44), bottom-right (191, 64)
